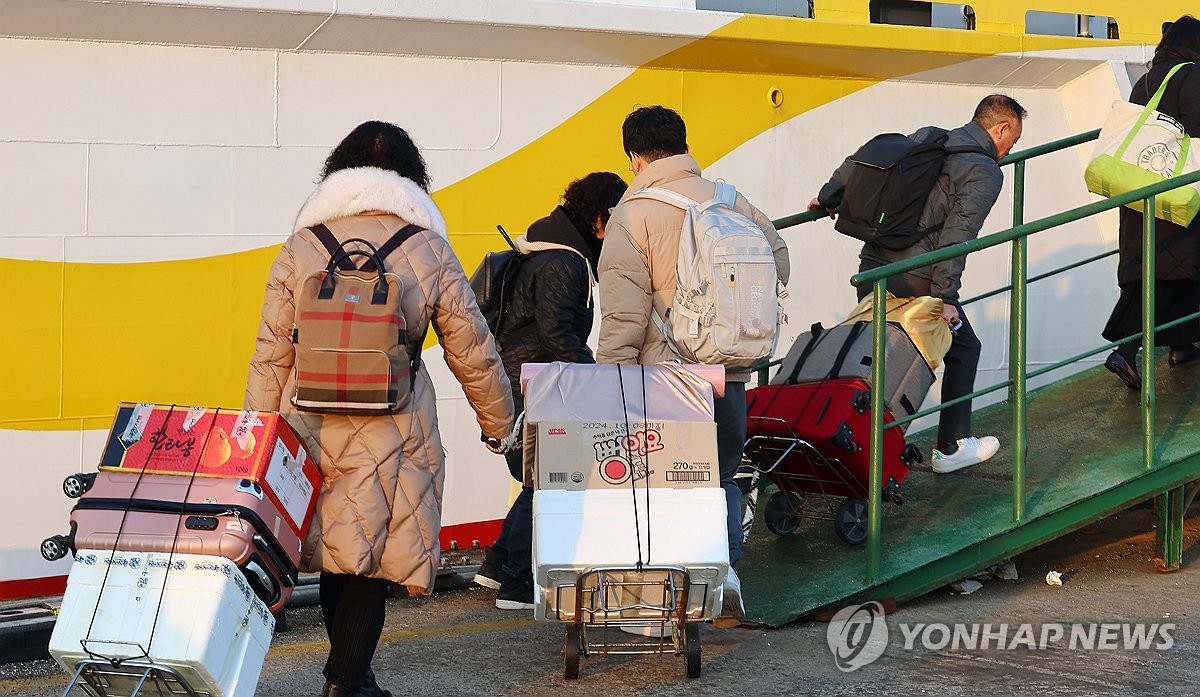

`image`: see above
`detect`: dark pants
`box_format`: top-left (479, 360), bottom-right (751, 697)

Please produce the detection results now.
top-left (319, 572), bottom-right (390, 688)
top-left (493, 394), bottom-right (533, 582)
top-left (936, 304), bottom-right (982, 448)
top-left (1103, 279), bottom-right (1200, 355)
top-left (857, 272), bottom-right (981, 450)
top-left (714, 382), bottom-right (747, 566)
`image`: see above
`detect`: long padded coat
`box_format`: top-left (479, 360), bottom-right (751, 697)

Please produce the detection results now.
top-left (245, 166), bottom-right (513, 592)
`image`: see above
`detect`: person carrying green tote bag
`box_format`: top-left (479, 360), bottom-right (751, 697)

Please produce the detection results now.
top-left (1099, 16), bottom-right (1200, 392)
top-left (1086, 61), bottom-right (1200, 226)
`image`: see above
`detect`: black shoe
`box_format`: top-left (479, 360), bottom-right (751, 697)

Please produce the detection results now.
top-left (356, 669), bottom-right (392, 697)
top-left (1169, 344), bottom-right (1200, 367)
top-left (321, 683), bottom-right (356, 697)
top-left (1105, 351), bottom-right (1141, 390)
top-left (473, 546), bottom-right (504, 590)
top-left (495, 572), bottom-right (534, 610)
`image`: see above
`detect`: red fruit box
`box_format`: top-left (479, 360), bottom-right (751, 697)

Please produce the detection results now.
top-left (98, 402), bottom-right (321, 537)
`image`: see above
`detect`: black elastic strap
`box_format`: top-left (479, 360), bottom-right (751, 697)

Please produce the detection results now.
top-left (309, 225), bottom-right (356, 271)
top-left (829, 322), bottom-right (869, 379)
top-left (785, 323), bottom-right (826, 385)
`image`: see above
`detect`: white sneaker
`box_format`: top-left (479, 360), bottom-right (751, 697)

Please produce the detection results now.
top-left (932, 436), bottom-right (1000, 473)
top-left (712, 568), bottom-right (745, 629)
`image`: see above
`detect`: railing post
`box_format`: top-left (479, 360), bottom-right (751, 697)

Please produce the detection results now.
top-left (1010, 161), bottom-right (1027, 522)
top-left (1142, 196), bottom-right (1156, 468)
top-left (867, 278), bottom-right (887, 582)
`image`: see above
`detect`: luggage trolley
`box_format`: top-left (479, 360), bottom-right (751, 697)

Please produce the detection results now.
top-left (742, 413), bottom-right (921, 545)
top-left (551, 564), bottom-right (714, 679)
top-left (523, 362), bottom-right (730, 681)
top-left (62, 654), bottom-right (208, 697)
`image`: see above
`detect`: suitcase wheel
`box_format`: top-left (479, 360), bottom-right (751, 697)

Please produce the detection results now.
top-left (40, 535), bottom-right (72, 561)
top-left (834, 498), bottom-right (868, 545)
top-left (901, 443), bottom-right (924, 467)
top-left (62, 473), bottom-right (97, 499)
top-left (763, 491), bottom-right (804, 537)
top-left (851, 390), bottom-right (871, 414)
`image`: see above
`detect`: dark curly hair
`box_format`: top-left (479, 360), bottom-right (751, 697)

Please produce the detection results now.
top-left (321, 121), bottom-right (431, 191)
top-left (561, 172), bottom-right (627, 236)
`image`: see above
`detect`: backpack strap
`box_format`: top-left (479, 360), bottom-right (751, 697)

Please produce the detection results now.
top-left (361, 224), bottom-right (426, 272)
top-left (713, 180), bottom-right (737, 207)
top-left (627, 186), bottom-right (697, 210)
top-left (308, 224), bottom-right (357, 271)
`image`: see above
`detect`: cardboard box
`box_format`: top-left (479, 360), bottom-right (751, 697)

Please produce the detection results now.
top-left (531, 420), bottom-right (718, 490)
top-left (99, 403), bottom-right (320, 537)
top-left (521, 363), bottom-right (719, 491)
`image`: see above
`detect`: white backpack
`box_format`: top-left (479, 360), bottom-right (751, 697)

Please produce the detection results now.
top-left (629, 182), bottom-right (781, 369)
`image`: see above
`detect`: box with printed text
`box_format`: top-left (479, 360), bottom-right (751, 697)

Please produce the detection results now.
top-left (521, 363), bottom-right (720, 492)
top-left (98, 402), bottom-right (321, 537)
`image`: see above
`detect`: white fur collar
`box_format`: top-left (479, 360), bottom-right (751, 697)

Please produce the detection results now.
top-left (293, 166), bottom-right (447, 236)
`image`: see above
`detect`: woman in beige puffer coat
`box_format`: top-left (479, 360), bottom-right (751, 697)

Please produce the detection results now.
top-left (245, 121), bottom-right (513, 697)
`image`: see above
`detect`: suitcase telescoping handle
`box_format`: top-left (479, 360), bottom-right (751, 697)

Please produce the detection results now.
top-left (320, 237), bottom-right (389, 305)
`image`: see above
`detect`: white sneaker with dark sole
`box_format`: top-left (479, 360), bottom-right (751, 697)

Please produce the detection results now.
top-left (472, 571), bottom-right (501, 590)
top-left (932, 436), bottom-right (1000, 474)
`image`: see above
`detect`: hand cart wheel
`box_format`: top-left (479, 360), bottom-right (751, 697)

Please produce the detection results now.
top-left (62, 472), bottom-right (96, 499)
top-left (563, 622), bottom-right (581, 679)
top-left (834, 498), bottom-right (868, 545)
top-left (683, 622), bottom-right (701, 678)
top-left (763, 490), bottom-right (804, 536)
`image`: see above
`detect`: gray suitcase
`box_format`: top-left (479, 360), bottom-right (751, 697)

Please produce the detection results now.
top-left (771, 321), bottom-right (934, 420)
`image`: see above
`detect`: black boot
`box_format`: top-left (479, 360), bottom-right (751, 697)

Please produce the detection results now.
top-left (1169, 344), bottom-right (1200, 367)
top-left (321, 682), bottom-right (356, 697)
top-left (357, 669), bottom-right (393, 697)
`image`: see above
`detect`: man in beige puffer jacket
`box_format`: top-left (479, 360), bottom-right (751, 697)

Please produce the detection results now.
top-left (597, 106), bottom-right (790, 626)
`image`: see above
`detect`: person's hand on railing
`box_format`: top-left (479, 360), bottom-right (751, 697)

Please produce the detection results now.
top-left (807, 198), bottom-right (836, 219)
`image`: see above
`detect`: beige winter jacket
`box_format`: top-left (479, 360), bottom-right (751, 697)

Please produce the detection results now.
top-left (596, 154), bottom-right (791, 382)
top-left (245, 166), bottom-right (513, 592)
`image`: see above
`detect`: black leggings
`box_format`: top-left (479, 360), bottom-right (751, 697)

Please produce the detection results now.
top-left (319, 572), bottom-right (390, 688)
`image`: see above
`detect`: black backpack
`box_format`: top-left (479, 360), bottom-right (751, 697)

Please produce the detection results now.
top-left (469, 241), bottom-right (524, 336)
top-left (830, 128), bottom-right (987, 251)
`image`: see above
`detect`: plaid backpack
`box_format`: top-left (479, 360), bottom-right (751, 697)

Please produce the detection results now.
top-left (291, 224), bottom-right (426, 415)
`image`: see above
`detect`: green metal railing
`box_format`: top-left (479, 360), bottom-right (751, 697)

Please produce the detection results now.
top-left (769, 129), bottom-right (1200, 580)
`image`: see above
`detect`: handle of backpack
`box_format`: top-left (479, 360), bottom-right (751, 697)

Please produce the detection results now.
top-left (320, 238), bottom-right (389, 305)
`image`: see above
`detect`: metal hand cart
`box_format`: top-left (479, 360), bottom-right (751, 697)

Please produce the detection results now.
top-left (547, 564), bottom-right (719, 679)
top-left (61, 644), bottom-right (209, 697)
top-left (742, 415), bottom-right (920, 544)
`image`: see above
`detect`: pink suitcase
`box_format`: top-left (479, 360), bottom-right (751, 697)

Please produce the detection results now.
top-left (43, 470), bottom-right (301, 613)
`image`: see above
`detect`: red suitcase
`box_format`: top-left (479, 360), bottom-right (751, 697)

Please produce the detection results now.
top-left (743, 379), bottom-right (921, 544)
top-left (43, 470), bottom-right (300, 613)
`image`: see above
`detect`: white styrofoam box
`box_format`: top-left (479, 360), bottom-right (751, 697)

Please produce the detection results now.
top-left (532, 488), bottom-right (728, 622)
top-left (50, 550), bottom-right (274, 697)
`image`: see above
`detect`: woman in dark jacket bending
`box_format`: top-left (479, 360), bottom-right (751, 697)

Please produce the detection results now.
top-left (473, 171), bottom-right (627, 608)
top-left (1105, 16), bottom-right (1200, 389)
